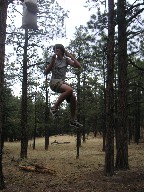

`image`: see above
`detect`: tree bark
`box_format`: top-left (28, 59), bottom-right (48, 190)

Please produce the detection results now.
top-left (45, 75), bottom-right (49, 150)
top-left (102, 53), bottom-right (106, 152)
top-left (76, 70), bottom-right (81, 159)
top-left (20, 29), bottom-right (28, 159)
top-left (134, 86), bottom-right (141, 144)
top-left (33, 92), bottom-right (37, 149)
top-left (105, 0), bottom-right (115, 176)
top-left (115, 0), bottom-right (129, 170)
top-left (0, 0), bottom-right (9, 189)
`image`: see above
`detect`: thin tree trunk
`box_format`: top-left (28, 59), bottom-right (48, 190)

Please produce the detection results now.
top-left (105, 0), bottom-right (115, 176)
top-left (33, 92), bottom-right (37, 149)
top-left (102, 54), bottom-right (106, 151)
top-left (115, 0), bottom-right (129, 170)
top-left (45, 75), bottom-right (49, 150)
top-left (82, 70), bottom-right (86, 142)
top-left (134, 87), bottom-right (140, 144)
top-left (20, 29), bottom-right (28, 159)
top-left (76, 70), bottom-right (81, 158)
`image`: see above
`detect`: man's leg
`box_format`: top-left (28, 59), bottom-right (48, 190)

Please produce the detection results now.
top-left (52, 84), bottom-right (73, 110)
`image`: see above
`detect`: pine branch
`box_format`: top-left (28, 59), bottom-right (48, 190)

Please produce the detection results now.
top-left (127, 8), bottom-right (144, 24)
top-left (7, 0), bottom-right (24, 4)
top-left (128, 51), bottom-right (139, 56)
top-left (12, 7), bottom-right (23, 16)
top-left (27, 62), bottom-right (45, 69)
top-left (129, 59), bottom-right (144, 72)
top-left (128, 101), bottom-right (144, 106)
top-left (127, 2), bottom-right (144, 13)
top-left (127, 29), bottom-right (144, 39)
top-left (129, 83), bottom-right (144, 90)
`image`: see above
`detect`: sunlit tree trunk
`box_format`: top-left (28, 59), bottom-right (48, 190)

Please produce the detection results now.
top-left (115, 0), bottom-right (129, 170)
top-left (105, 0), bottom-right (115, 176)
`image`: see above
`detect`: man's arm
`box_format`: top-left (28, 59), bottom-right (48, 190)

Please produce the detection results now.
top-left (44, 54), bottom-right (56, 75)
top-left (65, 51), bottom-right (81, 69)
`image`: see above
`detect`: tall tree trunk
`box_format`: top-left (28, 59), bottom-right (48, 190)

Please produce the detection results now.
top-left (105, 0), bottom-right (115, 176)
top-left (45, 75), bottom-right (49, 150)
top-left (102, 53), bottom-right (106, 151)
top-left (134, 87), bottom-right (140, 144)
top-left (76, 70), bottom-right (81, 159)
top-left (33, 92), bottom-right (37, 149)
top-left (115, 0), bottom-right (129, 170)
top-left (20, 29), bottom-right (28, 159)
top-left (82, 70), bottom-right (86, 142)
top-left (0, 0), bottom-right (8, 189)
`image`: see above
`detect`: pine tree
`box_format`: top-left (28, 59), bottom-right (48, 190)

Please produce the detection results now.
top-left (115, 0), bottom-right (129, 170)
top-left (105, 0), bottom-right (115, 176)
top-left (0, 0), bottom-right (9, 188)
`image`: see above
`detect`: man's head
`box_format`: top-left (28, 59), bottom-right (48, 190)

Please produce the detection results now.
top-left (53, 44), bottom-right (65, 56)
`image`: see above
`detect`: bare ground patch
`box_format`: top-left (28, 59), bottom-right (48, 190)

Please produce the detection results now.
top-left (2, 135), bottom-right (144, 192)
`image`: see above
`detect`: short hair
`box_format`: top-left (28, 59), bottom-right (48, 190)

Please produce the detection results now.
top-left (53, 44), bottom-right (65, 56)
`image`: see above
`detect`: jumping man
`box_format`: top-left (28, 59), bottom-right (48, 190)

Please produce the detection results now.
top-left (44, 44), bottom-right (83, 128)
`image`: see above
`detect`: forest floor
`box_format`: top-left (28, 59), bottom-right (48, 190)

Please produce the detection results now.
top-left (2, 134), bottom-right (144, 192)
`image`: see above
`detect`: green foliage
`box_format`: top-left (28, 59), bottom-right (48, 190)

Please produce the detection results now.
top-left (3, 85), bottom-right (21, 141)
top-left (3, 0), bottom-right (144, 141)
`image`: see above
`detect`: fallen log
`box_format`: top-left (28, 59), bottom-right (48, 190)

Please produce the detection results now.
top-left (51, 140), bottom-right (70, 145)
top-left (19, 163), bottom-right (56, 175)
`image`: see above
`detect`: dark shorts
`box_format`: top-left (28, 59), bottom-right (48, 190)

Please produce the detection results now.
top-left (50, 79), bottom-right (63, 93)
top-left (49, 79), bottom-right (71, 103)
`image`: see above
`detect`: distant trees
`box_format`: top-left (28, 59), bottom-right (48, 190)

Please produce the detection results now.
top-left (128, 59), bottom-right (144, 144)
top-left (3, 87), bottom-right (21, 142)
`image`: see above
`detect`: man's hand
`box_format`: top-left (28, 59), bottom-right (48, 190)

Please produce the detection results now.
top-left (52, 54), bottom-right (57, 60)
top-left (65, 50), bottom-right (71, 57)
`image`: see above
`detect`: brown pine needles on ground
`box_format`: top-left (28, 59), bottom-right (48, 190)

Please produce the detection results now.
top-left (2, 134), bottom-right (144, 192)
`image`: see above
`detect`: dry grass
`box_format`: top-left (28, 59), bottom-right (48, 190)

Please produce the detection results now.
top-left (2, 134), bottom-right (144, 192)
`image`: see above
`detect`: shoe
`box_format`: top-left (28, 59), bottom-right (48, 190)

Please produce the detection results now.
top-left (50, 108), bottom-right (58, 118)
top-left (69, 120), bottom-right (83, 128)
